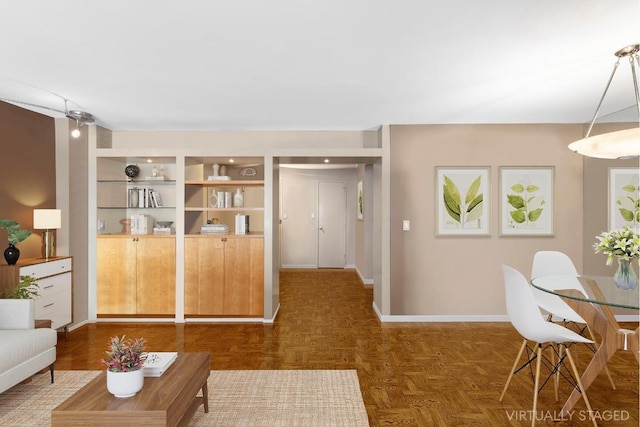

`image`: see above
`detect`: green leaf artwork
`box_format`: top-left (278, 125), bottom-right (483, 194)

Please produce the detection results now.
top-left (615, 182), bottom-right (639, 227)
top-left (442, 175), bottom-right (483, 228)
top-left (506, 181), bottom-right (545, 228)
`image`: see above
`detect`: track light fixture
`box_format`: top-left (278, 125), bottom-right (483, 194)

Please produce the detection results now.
top-left (66, 109), bottom-right (95, 138)
top-left (64, 100), bottom-right (94, 138)
top-left (0, 96), bottom-right (95, 139)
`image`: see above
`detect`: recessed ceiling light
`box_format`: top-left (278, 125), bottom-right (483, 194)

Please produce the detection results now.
top-left (324, 158), bottom-right (330, 163)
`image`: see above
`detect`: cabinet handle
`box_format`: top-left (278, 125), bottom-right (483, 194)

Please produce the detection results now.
top-left (43, 303), bottom-right (54, 308)
top-left (44, 285), bottom-right (54, 289)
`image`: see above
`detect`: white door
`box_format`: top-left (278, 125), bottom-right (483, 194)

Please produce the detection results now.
top-left (318, 181), bottom-right (346, 268)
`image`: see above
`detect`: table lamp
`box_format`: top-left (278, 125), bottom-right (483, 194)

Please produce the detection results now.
top-left (33, 209), bottom-right (61, 259)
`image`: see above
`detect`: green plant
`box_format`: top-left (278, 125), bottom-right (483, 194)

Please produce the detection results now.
top-left (9, 275), bottom-right (40, 299)
top-left (0, 219), bottom-right (31, 245)
top-left (101, 335), bottom-right (148, 372)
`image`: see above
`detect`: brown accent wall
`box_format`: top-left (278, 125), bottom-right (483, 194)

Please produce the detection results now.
top-left (0, 102), bottom-right (56, 259)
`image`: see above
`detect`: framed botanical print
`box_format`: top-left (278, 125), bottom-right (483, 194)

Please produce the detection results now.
top-left (499, 167), bottom-right (554, 236)
top-left (609, 167), bottom-right (639, 229)
top-left (436, 167), bottom-right (490, 236)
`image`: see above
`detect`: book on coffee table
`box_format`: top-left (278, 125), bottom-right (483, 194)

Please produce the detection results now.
top-left (143, 352), bottom-right (178, 377)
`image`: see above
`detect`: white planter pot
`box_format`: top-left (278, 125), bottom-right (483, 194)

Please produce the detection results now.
top-left (106, 369), bottom-right (144, 398)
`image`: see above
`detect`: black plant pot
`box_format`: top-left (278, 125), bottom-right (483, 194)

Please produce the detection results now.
top-left (4, 244), bottom-right (20, 265)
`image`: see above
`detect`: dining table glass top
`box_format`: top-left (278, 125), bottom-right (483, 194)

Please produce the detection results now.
top-left (531, 274), bottom-right (640, 310)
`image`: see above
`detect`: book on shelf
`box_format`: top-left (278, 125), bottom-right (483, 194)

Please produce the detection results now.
top-left (142, 352), bottom-right (178, 377)
top-left (235, 213), bottom-right (250, 235)
top-left (128, 187), bottom-right (163, 208)
top-left (131, 214), bottom-right (153, 234)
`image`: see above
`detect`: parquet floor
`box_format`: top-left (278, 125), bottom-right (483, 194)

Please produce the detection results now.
top-left (56, 269), bottom-right (639, 426)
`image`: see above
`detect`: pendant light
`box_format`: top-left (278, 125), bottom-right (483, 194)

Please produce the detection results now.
top-left (568, 44), bottom-right (640, 159)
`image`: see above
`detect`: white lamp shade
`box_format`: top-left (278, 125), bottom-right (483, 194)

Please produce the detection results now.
top-left (33, 209), bottom-right (61, 229)
top-left (568, 127), bottom-right (640, 159)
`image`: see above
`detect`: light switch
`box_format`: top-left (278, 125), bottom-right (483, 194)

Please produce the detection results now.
top-left (402, 220), bottom-right (410, 231)
top-left (98, 219), bottom-right (105, 231)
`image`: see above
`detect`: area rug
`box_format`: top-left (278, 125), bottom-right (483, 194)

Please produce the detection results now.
top-left (0, 369), bottom-right (369, 426)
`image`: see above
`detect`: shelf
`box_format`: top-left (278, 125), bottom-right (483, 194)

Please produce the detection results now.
top-left (185, 207), bottom-right (264, 212)
top-left (98, 179), bottom-right (176, 184)
top-left (185, 180), bottom-right (263, 186)
top-left (98, 206), bottom-right (176, 209)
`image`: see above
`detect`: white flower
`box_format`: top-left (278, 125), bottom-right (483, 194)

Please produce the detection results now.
top-left (594, 227), bottom-right (640, 266)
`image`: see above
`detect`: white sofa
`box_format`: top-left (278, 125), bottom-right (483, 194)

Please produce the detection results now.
top-left (0, 299), bottom-right (57, 394)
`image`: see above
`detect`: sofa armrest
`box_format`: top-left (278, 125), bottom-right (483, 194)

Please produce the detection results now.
top-left (0, 299), bottom-right (35, 329)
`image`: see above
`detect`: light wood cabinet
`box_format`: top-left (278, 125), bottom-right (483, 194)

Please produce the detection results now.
top-left (185, 235), bottom-right (263, 316)
top-left (97, 236), bottom-right (175, 316)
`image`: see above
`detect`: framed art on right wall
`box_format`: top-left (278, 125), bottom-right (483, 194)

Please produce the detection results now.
top-left (499, 167), bottom-right (554, 236)
top-left (609, 167), bottom-right (640, 229)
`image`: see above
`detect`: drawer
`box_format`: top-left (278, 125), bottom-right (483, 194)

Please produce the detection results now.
top-left (21, 258), bottom-right (72, 279)
top-left (35, 289), bottom-right (70, 313)
top-left (37, 273), bottom-right (72, 298)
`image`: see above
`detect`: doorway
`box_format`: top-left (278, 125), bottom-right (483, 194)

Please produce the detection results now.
top-left (318, 181), bottom-right (346, 268)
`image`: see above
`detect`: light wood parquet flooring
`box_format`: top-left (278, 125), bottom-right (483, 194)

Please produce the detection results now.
top-left (56, 269), bottom-right (639, 426)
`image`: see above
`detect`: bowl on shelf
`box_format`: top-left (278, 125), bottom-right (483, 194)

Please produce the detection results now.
top-left (156, 221), bottom-right (173, 228)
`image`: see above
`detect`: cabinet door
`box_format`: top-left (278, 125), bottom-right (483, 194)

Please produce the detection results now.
top-left (136, 237), bottom-right (175, 315)
top-left (224, 237), bottom-right (264, 315)
top-left (97, 238), bottom-right (137, 314)
top-left (185, 237), bottom-right (225, 315)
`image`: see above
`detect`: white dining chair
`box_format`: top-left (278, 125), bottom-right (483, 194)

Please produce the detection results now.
top-left (500, 265), bottom-right (597, 427)
top-left (531, 250), bottom-right (616, 389)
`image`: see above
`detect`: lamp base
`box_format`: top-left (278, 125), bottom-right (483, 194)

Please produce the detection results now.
top-left (42, 230), bottom-right (56, 259)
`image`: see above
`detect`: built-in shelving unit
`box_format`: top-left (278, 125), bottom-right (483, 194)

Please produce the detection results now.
top-left (97, 157), bottom-right (177, 234)
top-left (184, 157), bottom-right (264, 235)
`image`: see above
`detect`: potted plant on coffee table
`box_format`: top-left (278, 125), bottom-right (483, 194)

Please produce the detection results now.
top-left (0, 219), bottom-right (31, 265)
top-left (101, 335), bottom-right (148, 398)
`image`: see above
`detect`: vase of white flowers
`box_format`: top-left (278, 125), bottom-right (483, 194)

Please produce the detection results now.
top-left (594, 226), bottom-right (640, 289)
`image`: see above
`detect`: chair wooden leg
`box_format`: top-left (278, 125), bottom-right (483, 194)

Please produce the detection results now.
top-left (564, 346), bottom-right (597, 427)
top-left (554, 344), bottom-right (561, 402)
top-left (500, 339), bottom-right (527, 401)
top-left (532, 345), bottom-right (542, 427)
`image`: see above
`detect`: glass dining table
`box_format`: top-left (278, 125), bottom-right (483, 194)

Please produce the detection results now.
top-left (531, 275), bottom-right (639, 417)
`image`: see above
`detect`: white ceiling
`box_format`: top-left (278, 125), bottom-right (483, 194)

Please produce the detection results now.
top-left (1, 1), bottom-right (638, 131)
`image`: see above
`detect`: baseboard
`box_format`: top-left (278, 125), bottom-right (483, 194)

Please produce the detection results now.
top-left (281, 264), bottom-right (317, 269)
top-left (371, 309), bottom-right (637, 323)
top-left (355, 266), bottom-right (374, 285)
top-left (65, 320), bottom-right (91, 332)
top-left (263, 304), bottom-right (281, 324)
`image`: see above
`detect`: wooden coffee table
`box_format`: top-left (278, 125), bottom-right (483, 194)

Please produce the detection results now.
top-left (52, 352), bottom-right (210, 427)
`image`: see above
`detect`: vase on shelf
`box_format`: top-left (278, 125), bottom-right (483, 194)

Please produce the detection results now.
top-left (233, 188), bottom-right (244, 207)
top-left (3, 244), bottom-right (19, 265)
top-left (613, 257), bottom-right (638, 290)
top-left (106, 369), bottom-right (144, 398)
